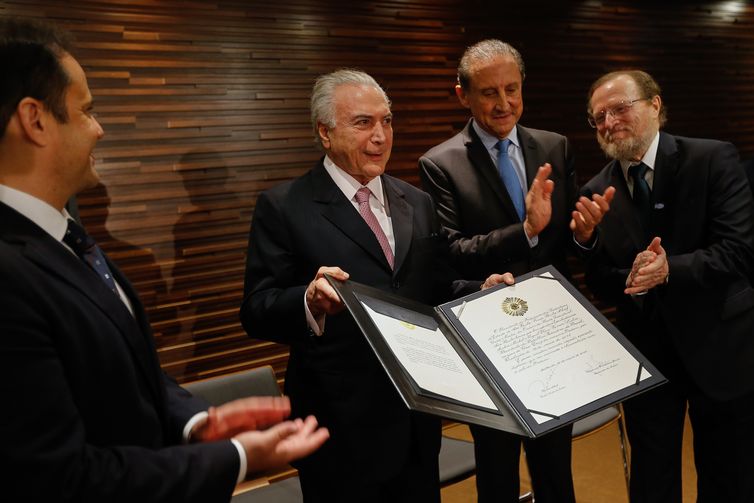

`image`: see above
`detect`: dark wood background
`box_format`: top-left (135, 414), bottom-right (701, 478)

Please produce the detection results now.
top-left (3, 0), bottom-right (753, 384)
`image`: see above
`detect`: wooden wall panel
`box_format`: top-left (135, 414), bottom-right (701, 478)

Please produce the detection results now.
top-left (3, 0), bottom-right (753, 384)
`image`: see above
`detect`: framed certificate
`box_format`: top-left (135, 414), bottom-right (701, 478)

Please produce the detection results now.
top-left (327, 265), bottom-right (665, 437)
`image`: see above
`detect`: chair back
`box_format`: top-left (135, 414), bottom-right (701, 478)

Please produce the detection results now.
top-left (184, 366), bottom-right (281, 406)
top-left (572, 405), bottom-right (621, 439)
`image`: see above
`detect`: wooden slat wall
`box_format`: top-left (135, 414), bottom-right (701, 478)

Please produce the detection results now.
top-left (3, 0), bottom-right (753, 384)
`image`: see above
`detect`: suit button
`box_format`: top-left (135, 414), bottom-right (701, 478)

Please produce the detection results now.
top-left (392, 281), bottom-right (400, 289)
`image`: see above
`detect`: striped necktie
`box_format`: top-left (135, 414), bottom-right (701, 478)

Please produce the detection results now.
top-left (355, 187), bottom-right (394, 269)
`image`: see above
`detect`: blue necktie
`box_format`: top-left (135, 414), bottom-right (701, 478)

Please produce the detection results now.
top-left (628, 163), bottom-right (651, 233)
top-left (63, 219), bottom-right (119, 296)
top-left (496, 139), bottom-right (525, 221)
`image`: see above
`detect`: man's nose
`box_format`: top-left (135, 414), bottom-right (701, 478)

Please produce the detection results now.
top-left (603, 111), bottom-right (619, 129)
top-left (95, 118), bottom-right (105, 139)
top-left (494, 93), bottom-right (511, 111)
top-left (371, 122), bottom-right (385, 143)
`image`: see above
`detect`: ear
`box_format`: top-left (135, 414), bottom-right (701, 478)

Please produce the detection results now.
top-left (455, 84), bottom-right (470, 109)
top-left (15, 97), bottom-right (51, 147)
top-left (317, 122), bottom-right (331, 149)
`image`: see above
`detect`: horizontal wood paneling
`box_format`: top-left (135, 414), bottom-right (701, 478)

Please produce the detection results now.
top-left (3, 0), bottom-right (753, 383)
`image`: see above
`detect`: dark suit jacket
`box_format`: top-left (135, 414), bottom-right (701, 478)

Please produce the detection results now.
top-left (583, 132), bottom-right (754, 401)
top-left (743, 158), bottom-right (754, 196)
top-left (419, 120), bottom-right (578, 280)
top-left (240, 161), bottom-right (468, 486)
top-left (0, 202), bottom-right (239, 502)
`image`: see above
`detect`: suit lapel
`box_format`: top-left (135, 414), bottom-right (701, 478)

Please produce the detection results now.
top-left (0, 203), bottom-right (163, 403)
top-left (464, 123), bottom-right (521, 221)
top-left (313, 163), bottom-right (394, 273)
top-left (383, 177), bottom-right (412, 274)
top-left (518, 125), bottom-right (546, 188)
top-left (649, 132), bottom-right (680, 240)
top-left (107, 258), bottom-right (165, 398)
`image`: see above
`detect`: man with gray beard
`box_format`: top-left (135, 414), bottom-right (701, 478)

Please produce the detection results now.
top-left (582, 70), bottom-right (754, 503)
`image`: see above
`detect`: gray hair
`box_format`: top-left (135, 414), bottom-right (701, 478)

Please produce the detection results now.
top-left (310, 69), bottom-right (390, 147)
top-left (457, 39), bottom-right (526, 90)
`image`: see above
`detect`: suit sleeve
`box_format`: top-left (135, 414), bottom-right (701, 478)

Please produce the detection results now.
top-left (0, 250), bottom-right (239, 503)
top-left (163, 372), bottom-right (211, 441)
top-left (240, 189), bottom-right (309, 344)
top-left (666, 142), bottom-right (754, 288)
top-left (581, 177), bottom-right (634, 304)
top-left (418, 154), bottom-right (530, 272)
top-left (584, 241), bottom-right (633, 304)
top-left (564, 137), bottom-right (592, 250)
top-left (585, 141), bottom-right (754, 303)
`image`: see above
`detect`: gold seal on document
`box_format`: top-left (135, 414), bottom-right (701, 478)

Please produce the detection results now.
top-left (501, 297), bottom-right (528, 316)
top-left (400, 321), bottom-right (416, 330)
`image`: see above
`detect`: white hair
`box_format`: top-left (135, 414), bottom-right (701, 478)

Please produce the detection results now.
top-left (310, 69), bottom-right (390, 147)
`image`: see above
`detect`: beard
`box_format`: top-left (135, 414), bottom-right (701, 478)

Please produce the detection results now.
top-left (597, 126), bottom-right (655, 162)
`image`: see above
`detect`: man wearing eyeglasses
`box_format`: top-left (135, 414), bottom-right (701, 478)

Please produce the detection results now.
top-left (582, 70), bottom-right (754, 503)
top-left (418, 39), bottom-right (613, 503)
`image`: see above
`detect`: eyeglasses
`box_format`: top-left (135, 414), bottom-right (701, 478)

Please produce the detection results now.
top-left (587, 98), bottom-right (649, 128)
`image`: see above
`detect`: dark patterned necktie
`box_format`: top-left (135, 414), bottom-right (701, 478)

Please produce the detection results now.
top-left (63, 219), bottom-right (119, 295)
top-left (628, 163), bottom-right (652, 233)
top-left (355, 187), bottom-right (394, 269)
top-left (496, 139), bottom-right (525, 221)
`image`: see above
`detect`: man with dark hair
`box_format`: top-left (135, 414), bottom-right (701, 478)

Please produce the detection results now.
top-left (0, 19), bottom-right (73, 134)
top-left (419, 39), bottom-right (612, 502)
top-left (241, 68), bottom-right (513, 502)
top-left (0, 18), bottom-right (328, 502)
top-left (583, 69), bottom-right (754, 502)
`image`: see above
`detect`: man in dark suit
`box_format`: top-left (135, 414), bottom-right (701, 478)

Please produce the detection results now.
top-left (241, 69), bottom-right (513, 502)
top-left (0, 18), bottom-right (328, 502)
top-left (419, 40), bottom-right (612, 503)
top-left (583, 70), bottom-right (754, 503)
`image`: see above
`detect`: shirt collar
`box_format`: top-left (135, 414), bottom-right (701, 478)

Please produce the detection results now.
top-left (323, 155), bottom-right (386, 208)
top-left (619, 131), bottom-right (660, 178)
top-left (0, 184), bottom-right (71, 241)
top-left (471, 119), bottom-right (520, 152)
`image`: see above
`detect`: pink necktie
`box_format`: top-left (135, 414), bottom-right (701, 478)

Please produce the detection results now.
top-left (355, 187), bottom-right (394, 269)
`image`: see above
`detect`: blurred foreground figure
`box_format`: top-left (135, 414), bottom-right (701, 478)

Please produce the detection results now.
top-left (0, 18), bottom-right (328, 502)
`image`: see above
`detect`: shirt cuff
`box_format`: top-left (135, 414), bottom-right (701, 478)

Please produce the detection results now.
top-left (183, 411), bottom-right (209, 443)
top-left (183, 412), bottom-right (245, 485)
top-left (526, 233), bottom-right (539, 248)
top-left (230, 438), bottom-right (247, 484)
top-left (304, 291), bottom-right (325, 336)
top-left (573, 232), bottom-right (597, 250)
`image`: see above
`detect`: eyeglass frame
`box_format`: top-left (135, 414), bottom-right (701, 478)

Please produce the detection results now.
top-left (587, 98), bottom-right (651, 128)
